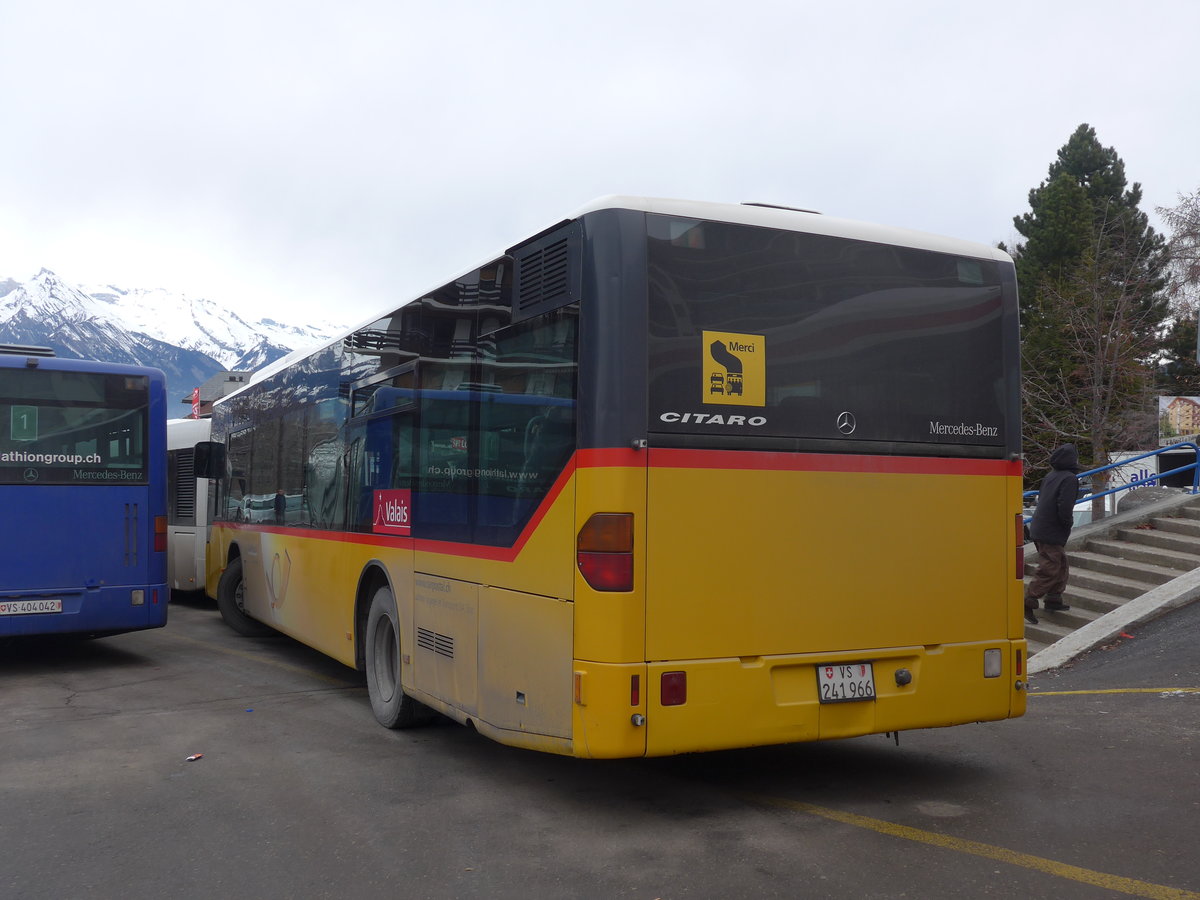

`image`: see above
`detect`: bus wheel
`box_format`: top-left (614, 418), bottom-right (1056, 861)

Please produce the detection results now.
top-left (365, 584), bottom-right (429, 729)
top-left (216, 558), bottom-right (274, 637)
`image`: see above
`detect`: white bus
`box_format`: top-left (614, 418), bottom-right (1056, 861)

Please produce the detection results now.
top-left (166, 417), bottom-right (211, 595)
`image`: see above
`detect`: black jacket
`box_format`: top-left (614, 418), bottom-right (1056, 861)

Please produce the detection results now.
top-left (1029, 445), bottom-right (1082, 546)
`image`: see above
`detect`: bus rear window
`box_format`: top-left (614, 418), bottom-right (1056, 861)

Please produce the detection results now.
top-left (0, 369), bottom-right (150, 485)
top-left (646, 217), bottom-right (1009, 450)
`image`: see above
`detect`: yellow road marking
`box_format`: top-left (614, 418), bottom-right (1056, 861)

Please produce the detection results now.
top-left (749, 795), bottom-right (1200, 900)
top-left (164, 630), bottom-right (360, 689)
top-left (1027, 696), bottom-right (1200, 700)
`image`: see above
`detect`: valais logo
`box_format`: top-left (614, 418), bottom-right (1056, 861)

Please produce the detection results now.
top-left (372, 489), bottom-right (412, 536)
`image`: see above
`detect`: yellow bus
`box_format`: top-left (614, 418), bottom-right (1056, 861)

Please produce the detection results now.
top-left (201, 197), bottom-right (1027, 757)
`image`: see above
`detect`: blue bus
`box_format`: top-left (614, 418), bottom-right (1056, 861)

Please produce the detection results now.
top-left (0, 346), bottom-right (169, 637)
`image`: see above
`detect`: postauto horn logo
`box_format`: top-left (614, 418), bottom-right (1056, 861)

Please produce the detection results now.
top-left (702, 331), bottom-right (765, 406)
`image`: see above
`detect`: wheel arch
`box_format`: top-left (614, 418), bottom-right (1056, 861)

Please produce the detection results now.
top-left (354, 561), bottom-right (394, 672)
top-left (216, 540), bottom-right (242, 590)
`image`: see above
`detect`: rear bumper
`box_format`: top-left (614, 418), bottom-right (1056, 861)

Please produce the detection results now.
top-left (572, 640), bottom-right (1027, 758)
top-left (0, 584), bottom-right (169, 637)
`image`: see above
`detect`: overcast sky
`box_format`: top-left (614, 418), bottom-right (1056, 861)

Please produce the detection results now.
top-left (2, 0), bottom-right (1197, 329)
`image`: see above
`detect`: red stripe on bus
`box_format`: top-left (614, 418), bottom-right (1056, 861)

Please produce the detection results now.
top-left (218, 456), bottom-right (578, 563)
top-left (216, 448), bottom-right (1016, 560)
top-left (219, 521), bottom-right (414, 547)
top-left (218, 521), bottom-right (528, 561)
top-left (577, 447), bottom-right (645, 468)
top-left (643, 448), bottom-right (1019, 477)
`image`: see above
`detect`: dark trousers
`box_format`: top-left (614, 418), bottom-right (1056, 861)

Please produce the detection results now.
top-left (1026, 542), bottom-right (1069, 607)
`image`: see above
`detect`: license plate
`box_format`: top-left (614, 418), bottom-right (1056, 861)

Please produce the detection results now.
top-left (817, 662), bottom-right (876, 703)
top-left (0, 598), bottom-right (63, 616)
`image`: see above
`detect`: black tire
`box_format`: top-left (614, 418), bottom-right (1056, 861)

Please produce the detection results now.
top-left (365, 584), bottom-right (430, 729)
top-left (216, 558), bottom-right (274, 637)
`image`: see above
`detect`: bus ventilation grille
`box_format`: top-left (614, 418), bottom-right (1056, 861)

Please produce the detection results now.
top-left (511, 221), bottom-right (580, 322)
top-left (416, 627), bottom-right (455, 659)
top-left (174, 449), bottom-right (197, 520)
top-left (517, 237), bottom-right (569, 310)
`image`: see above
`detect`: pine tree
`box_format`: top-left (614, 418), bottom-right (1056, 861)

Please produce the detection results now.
top-left (1010, 124), bottom-right (1170, 493)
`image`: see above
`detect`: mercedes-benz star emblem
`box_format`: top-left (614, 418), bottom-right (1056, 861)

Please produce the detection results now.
top-left (23, 468), bottom-right (39, 483)
top-left (836, 411), bottom-right (857, 435)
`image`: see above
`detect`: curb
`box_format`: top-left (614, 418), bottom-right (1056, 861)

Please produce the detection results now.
top-left (1028, 568), bottom-right (1200, 673)
top-left (1027, 489), bottom-right (1200, 674)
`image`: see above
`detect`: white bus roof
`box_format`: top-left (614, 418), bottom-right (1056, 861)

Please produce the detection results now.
top-left (166, 417), bottom-right (212, 448)
top-left (219, 196), bottom-right (1011, 405)
top-left (570, 196), bottom-right (1014, 263)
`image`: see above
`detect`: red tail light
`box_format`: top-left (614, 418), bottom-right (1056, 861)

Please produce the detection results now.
top-left (661, 671), bottom-right (687, 706)
top-left (1015, 513), bottom-right (1025, 580)
top-left (577, 553), bottom-right (633, 591)
top-left (577, 513), bottom-right (633, 591)
top-left (154, 515), bottom-right (168, 553)
top-left (631, 674), bottom-right (640, 706)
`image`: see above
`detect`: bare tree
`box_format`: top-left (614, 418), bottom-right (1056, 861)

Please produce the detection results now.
top-left (1158, 189), bottom-right (1200, 305)
top-left (1022, 209), bottom-right (1165, 516)
top-left (1155, 190), bottom-right (1200, 395)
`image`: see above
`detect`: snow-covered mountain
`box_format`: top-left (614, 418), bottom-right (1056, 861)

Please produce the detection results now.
top-left (0, 269), bottom-right (344, 405)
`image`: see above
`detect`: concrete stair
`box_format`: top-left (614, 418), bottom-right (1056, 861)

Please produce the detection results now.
top-left (1024, 493), bottom-right (1200, 656)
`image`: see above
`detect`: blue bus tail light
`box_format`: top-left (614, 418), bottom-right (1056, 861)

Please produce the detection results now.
top-left (130, 589), bottom-right (160, 606)
top-left (577, 513), bottom-right (633, 591)
top-left (154, 516), bottom-right (167, 552)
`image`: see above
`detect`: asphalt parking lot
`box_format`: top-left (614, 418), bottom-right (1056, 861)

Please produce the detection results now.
top-left (3, 596), bottom-right (1199, 900)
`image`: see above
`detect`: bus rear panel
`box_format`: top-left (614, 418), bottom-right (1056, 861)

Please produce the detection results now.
top-left (572, 205), bottom-right (1025, 756)
top-left (0, 353), bottom-right (168, 638)
top-left (167, 417), bottom-right (212, 594)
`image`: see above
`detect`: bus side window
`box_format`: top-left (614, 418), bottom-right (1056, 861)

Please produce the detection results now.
top-left (522, 406), bottom-right (574, 486)
top-left (225, 430), bottom-right (251, 522)
top-left (346, 411), bottom-right (415, 533)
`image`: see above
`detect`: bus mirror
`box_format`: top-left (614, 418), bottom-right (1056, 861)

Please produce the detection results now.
top-left (194, 441), bottom-right (226, 479)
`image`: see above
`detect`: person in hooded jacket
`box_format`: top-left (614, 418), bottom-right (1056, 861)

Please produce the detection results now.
top-left (1024, 444), bottom-right (1082, 625)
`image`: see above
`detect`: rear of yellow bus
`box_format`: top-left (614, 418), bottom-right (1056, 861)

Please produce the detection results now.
top-left (570, 203), bottom-right (1026, 757)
